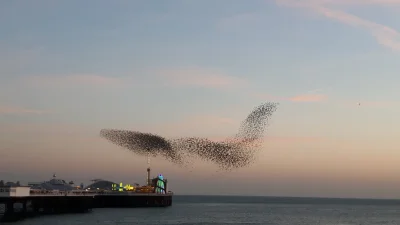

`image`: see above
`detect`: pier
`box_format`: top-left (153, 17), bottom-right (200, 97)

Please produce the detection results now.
top-left (0, 167), bottom-right (173, 222)
top-left (0, 187), bottom-right (94, 222)
top-left (0, 187), bottom-right (172, 222)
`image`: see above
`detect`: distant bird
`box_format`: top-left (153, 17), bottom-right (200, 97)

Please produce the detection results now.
top-left (358, 102), bottom-right (361, 106)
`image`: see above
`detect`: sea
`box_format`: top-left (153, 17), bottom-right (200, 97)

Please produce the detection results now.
top-left (9, 195), bottom-right (400, 225)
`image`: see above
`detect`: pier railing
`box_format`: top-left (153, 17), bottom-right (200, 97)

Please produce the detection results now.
top-left (1, 187), bottom-right (173, 197)
top-left (29, 191), bottom-right (96, 197)
top-left (94, 191), bottom-right (173, 196)
top-left (28, 190), bottom-right (173, 197)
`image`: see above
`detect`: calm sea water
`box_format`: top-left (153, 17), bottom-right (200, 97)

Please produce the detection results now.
top-left (10, 195), bottom-right (400, 225)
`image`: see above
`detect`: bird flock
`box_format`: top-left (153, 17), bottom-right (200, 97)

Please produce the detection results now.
top-left (100, 102), bottom-right (278, 170)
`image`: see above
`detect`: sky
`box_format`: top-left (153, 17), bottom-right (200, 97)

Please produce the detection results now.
top-left (1, 0), bottom-right (400, 199)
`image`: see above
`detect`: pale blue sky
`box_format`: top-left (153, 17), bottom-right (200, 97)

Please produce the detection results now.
top-left (1, 0), bottom-right (400, 198)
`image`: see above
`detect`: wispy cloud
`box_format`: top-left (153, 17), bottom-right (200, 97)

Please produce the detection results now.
top-left (254, 91), bottom-right (327, 103)
top-left (0, 122), bottom-right (94, 136)
top-left (0, 106), bottom-right (50, 115)
top-left (18, 69), bottom-right (246, 90)
top-left (133, 113), bottom-right (240, 138)
top-left (21, 74), bottom-right (132, 88)
top-left (275, 0), bottom-right (400, 52)
top-left (289, 94), bottom-right (326, 102)
top-left (181, 115), bottom-right (236, 126)
top-left (265, 136), bottom-right (326, 143)
top-left (159, 68), bottom-right (247, 89)
top-left (168, 115), bottom-right (236, 131)
top-left (319, 0), bottom-right (400, 6)
top-left (208, 135), bottom-right (325, 143)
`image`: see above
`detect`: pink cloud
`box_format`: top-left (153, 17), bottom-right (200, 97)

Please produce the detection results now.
top-left (208, 135), bottom-right (325, 143)
top-left (186, 115), bottom-right (236, 124)
top-left (0, 106), bottom-right (50, 115)
top-left (265, 136), bottom-right (325, 143)
top-left (21, 74), bottom-right (131, 88)
top-left (289, 94), bottom-right (326, 102)
top-left (0, 123), bottom-right (84, 132)
top-left (276, 0), bottom-right (400, 52)
top-left (253, 93), bottom-right (327, 103)
top-left (276, 0), bottom-right (400, 7)
top-left (152, 114), bottom-right (238, 135)
top-left (20, 69), bottom-right (246, 90)
top-left (127, 113), bottom-right (242, 138)
top-left (160, 68), bottom-right (247, 89)
top-left (0, 122), bottom-right (99, 143)
top-left (320, 0), bottom-right (400, 6)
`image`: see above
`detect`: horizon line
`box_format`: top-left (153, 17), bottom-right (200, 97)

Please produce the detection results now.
top-left (173, 194), bottom-right (400, 201)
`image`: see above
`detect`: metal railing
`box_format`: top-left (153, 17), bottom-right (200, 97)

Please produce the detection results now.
top-left (29, 191), bottom-right (96, 196)
top-left (28, 190), bottom-right (173, 197)
top-left (94, 191), bottom-right (173, 196)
